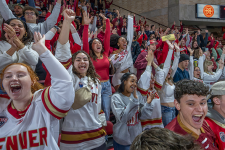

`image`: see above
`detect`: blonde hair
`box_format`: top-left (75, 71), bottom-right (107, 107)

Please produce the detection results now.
top-left (0, 63), bottom-right (44, 94)
top-left (159, 63), bottom-right (174, 84)
top-left (204, 60), bottom-right (213, 75)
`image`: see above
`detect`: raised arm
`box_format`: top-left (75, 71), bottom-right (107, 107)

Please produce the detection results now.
top-left (0, 0), bottom-right (16, 20)
top-left (162, 40), bottom-right (174, 79)
top-left (99, 13), bottom-right (110, 56)
top-left (137, 50), bottom-right (153, 94)
top-left (41, 0), bottom-right (62, 34)
top-left (32, 32), bottom-right (74, 120)
top-left (171, 43), bottom-right (180, 77)
top-left (82, 11), bottom-right (93, 54)
top-left (54, 9), bottom-right (75, 71)
top-left (127, 15), bottom-right (134, 48)
top-left (187, 47), bottom-right (194, 80)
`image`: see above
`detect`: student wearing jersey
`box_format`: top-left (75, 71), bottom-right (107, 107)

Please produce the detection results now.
top-left (0, 29), bottom-right (74, 149)
top-left (54, 10), bottom-right (107, 150)
top-left (166, 80), bottom-right (219, 150)
top-left (111, 50), bottom-right (156, 150)
top-left (187, 47), bottom-right (204, 83)
top-left (109, 14), bottom-right (134, 91)
top-left (137, 50), bottom-right (164, 130)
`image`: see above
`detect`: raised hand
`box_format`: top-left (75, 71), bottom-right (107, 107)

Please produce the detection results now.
top-left (133, 87), bottom-right (138, 99)
top-left (187, 47), bottom-right (194, 56)
top-left (145, 49), bottom-right (154, 65)
top-left (174, 43), bottom-right (180, 53)
top-left (32, 32), bottom-right (47, 55)
top-left (3, 23), bottom-right (16, 39)
top-left (63, 9), bottom-right (76, 23)
top-left (219, 59), bottom-right (224, 70)
top-left (147, 93), bottom-right (154, 104)
top-left (166, 40), bottom-right (174, 50)
top-left (5, 33), bottom-right (17, 48)
top-left (99, 13), bottom-right (107, 21)
top-left (83, 11), bottom-right (93, 25)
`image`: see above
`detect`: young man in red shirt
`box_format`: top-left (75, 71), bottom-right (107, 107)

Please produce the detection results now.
top-left (205, 81), bottom-right (225, 150)
top-left (165, 80), bottom-right (218, 150)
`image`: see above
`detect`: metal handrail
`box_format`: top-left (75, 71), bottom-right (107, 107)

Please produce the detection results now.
top-left (111, 3), bottom-right (169, 28)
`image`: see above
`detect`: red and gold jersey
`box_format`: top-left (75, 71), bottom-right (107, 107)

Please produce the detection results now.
top-left (0, 79), bottom-right (74, 150)
top-left (205, 117), bottom-right (225, 150)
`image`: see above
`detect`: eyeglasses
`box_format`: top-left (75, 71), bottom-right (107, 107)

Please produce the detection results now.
top-left (25, 12), bottom-right (35, 16)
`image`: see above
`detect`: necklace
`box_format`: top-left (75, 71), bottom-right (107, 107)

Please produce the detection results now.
top-left (11, 96), bottom-right (33, 112)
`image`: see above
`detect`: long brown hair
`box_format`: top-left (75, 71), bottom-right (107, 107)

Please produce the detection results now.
top-left (1, 18), bottom-right (33, 46)
top-left (0, 63), bottom-right (44, 94)
top-left (89, 38), bottom-right (105, 61)
top-left (72, 50), bottom-right (100, 84)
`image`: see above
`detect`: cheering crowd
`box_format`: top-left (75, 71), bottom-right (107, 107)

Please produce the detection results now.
top-left (0, 0), bottom-right (225, 150)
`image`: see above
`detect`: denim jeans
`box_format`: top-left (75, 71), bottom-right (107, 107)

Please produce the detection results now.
top-left (161, 105), bottom-right (176, 127)
top-left (101, 80), bottom-right (112, 121)
top-left (113, 140), bottom-right (130, 150)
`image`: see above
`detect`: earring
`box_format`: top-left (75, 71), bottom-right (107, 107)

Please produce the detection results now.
top-left (24, 32), bottom-right (27, 37)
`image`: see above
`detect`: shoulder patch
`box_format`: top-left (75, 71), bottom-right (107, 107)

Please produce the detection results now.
top-left (220, 132), bottom-right (225, 142)
top-left (0, 116), bottom-right (8, 128)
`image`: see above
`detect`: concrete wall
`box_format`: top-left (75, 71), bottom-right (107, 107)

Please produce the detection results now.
top-left (110, 0), bottom-right (169, 28)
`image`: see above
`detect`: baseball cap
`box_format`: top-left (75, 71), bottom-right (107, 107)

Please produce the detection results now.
top-left (13, 3), bottom-right (24, 9)
top-left (207, 81), bottom-right (225, 100)
top-left (147, 40), bottom-right (158, 46)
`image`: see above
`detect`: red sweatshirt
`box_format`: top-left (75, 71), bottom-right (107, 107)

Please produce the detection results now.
top-left (83, 19), bottom-right (111, 81)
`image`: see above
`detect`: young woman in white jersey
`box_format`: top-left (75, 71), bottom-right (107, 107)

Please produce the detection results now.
top-left (137, 48), bottom-right (164, 130)
top-left (198, 51), bottom-right (224, 88)
top-left (109, 15), bottom-right (134, 91)
top-left (111, 49), bottom-right (156, 150)
top-left (0, 10), bottom-right (75, 150)
top-left (154, 41), bottom-right (180, 127)
top-left (187, 47), bottom-right (204, 83)
top-left (54, 9), bottom-right (107, 150)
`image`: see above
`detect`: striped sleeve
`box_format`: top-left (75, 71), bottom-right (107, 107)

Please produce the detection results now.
top-left (137, 65), bottom-right (152, 96)
top-left (154, 67), bottom-right (164, 90)
top-left (41, 87), bottom-right (70, 120)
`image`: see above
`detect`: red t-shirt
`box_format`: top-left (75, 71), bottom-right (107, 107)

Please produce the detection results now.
top-left (92, 56), bottom-right (110, 81)
top-left (205, 117), bottom-right (225, 150)
top-left (166, 114), bottom-right (218, 150)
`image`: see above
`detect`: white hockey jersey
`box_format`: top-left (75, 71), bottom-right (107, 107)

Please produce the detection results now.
top-left (0, 50), bottom-right (74, 150)
top-left (55, 41), bottom-right (106, 150)
top-left (137, 65), bottom-right (164, 130)
top-left (109, 15), bottom-right (134, 86)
